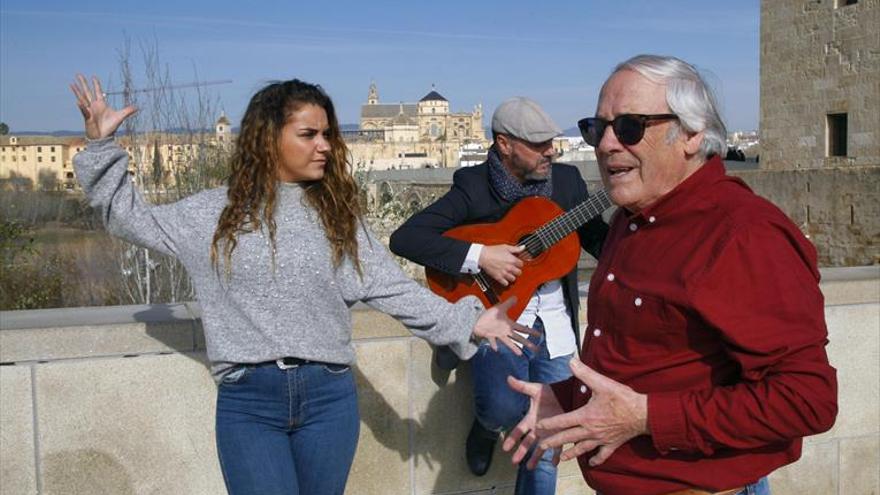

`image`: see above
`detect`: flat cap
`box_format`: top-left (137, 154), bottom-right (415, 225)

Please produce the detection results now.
top-left (491, 97), bottom-right (562, 143)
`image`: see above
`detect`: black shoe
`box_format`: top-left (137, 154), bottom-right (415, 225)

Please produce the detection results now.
top-left (466, 419), bottom-right (497, 476)
top-left (434, 345), bottom-right (460, 370)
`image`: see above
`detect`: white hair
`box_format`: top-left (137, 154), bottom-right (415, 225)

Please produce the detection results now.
top-left (609, 54), bottom-right (727, 158)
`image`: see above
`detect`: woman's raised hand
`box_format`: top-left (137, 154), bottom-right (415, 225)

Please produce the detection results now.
top-left (70, 74), bottom-right (138, 140)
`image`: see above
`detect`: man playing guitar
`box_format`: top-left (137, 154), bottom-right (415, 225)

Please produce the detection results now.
top-left (390, 97), bottom-right (608, 495)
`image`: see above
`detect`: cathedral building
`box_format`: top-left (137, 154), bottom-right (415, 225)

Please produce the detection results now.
top-left (360, 82), bottom-right (485, 143)
top-left (346, 83), bottom-right (489, 170)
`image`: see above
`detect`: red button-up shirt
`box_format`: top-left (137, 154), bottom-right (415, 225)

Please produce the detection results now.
top-left (552, 157), bottom-right (837, 495)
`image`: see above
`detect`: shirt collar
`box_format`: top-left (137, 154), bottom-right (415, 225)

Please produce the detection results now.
top-left (625, 155), bottom-right (726, 222)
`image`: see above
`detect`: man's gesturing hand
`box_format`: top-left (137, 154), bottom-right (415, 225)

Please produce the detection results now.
top-left (501, 376), bottom-right (564, 470)
top-left (537, 358), bottom-right (648, 467)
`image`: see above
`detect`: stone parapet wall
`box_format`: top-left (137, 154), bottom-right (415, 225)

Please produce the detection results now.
top-left (1, 266), bottom-right (878, 494)
top-left (731, 166), bottom-right (880, 266)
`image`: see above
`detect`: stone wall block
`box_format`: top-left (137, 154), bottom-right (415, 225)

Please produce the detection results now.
top-left (839, 436), bottom-right (880, 495)
top-left (731, 168), bottom-right (880, 266)
top-left (348, 340), bottom-right (412, 495)
top-left (769, 439), bottom-right (838, 495)
top-left (409, 339), bottom-right (518, 494)
top-left (817, 303), bottom-right (880, 441)
top-left (351, 308), bottom-right (410, 339)
top-left (34, 354), bottom-right (223, 495)
top-left (0, 365), bottom-right (37, 495)
top-left (556, 474), bottom-right (596, 495)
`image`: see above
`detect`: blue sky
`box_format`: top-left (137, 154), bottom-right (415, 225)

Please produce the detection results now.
top-left (0, 0), bottom-right (760, 133)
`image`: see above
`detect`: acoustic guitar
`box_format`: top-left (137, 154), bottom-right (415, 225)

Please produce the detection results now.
top-left (426, 189), bottom-right (612, 320)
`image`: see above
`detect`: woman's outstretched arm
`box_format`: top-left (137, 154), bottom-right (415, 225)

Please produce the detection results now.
top-left (70, 74), bottom-right (196, 258)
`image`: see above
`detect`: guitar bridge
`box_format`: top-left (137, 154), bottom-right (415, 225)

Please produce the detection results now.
top-left (473, 273), bottom-right (500, 305)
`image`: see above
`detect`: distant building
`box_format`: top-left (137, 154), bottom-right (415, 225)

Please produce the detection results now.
top-left (360, 82), bottom-right (485, 142)
top-left (0, 115), bottom-right (232, 191)
top-left (0, 135), bottom-right (82, 190)
top-left (215, 113), bottom-right (233, 144)
top-left (556, 137), bottom-right (597, 165)
top-left (459, 142), bottom-right (488, 167)
top-left (345, 82), bottom-right (489, 171)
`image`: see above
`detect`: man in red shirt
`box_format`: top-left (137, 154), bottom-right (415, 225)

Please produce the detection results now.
top-left (502, 54), bottom-right (838, 495)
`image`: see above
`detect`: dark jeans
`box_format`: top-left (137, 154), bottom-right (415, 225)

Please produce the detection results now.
top-left (215, 361), bottom-right (359, 495)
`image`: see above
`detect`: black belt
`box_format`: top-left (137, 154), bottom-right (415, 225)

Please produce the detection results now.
top-left (272, 357), bottom-right (314, 369)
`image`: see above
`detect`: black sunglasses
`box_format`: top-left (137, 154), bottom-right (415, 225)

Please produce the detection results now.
top-left (577, 113), bottom-right (679, 147)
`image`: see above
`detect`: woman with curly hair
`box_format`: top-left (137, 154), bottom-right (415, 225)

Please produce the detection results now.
top-left (71, 75), bottom-right (532, 495)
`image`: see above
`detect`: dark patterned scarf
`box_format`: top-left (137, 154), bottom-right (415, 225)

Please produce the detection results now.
top-left (487, 145), bottom-right (553, 202)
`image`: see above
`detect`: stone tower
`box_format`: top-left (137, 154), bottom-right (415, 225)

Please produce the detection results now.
top-left (215, 113), bottom-right (232, 144)
top-left (367, 81), bottom-right (379, 106)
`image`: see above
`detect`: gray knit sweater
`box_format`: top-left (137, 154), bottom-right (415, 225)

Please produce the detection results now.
top-left (74, 138), bottom-right (481, 379)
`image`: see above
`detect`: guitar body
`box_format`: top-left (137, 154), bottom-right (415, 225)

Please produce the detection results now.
top-left (426, 196), bottom-right (581, 320)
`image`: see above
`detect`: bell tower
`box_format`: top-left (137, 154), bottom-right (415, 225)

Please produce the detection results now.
top-left (367, 81), bottom-right (379, 105)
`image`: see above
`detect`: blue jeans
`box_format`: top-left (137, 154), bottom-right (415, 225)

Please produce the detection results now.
top-left (736, 477), bottom-right (771, 495)
top-left (215, 361), bottom-right (360, 495)
top-left (471, 318), bottom-right (574, 495)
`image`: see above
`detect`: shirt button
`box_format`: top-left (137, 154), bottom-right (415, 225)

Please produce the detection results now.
top-left (649, 216), bottom-right (656, 223)
top-left (593, 328), bottom-right (602, 337)
top-left (606, 273), bottom-right (615, 282)
top-left (579, 385), bottom-right (588, 394)
top-left (629, 223), bottom-right (638, 232)
top-left (634, 297), bottom-right (643, 307)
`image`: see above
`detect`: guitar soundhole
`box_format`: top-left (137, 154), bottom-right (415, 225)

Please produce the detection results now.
top-left (519, 234), bottom-right (545, 258)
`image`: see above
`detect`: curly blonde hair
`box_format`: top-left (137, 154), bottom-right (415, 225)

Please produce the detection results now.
top-left (210, 79), bottom-right (363, 276)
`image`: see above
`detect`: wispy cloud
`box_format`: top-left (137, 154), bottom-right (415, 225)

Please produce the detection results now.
top-left (595, 11), bottom-right (758, 37)
top-left (1, 9), bottom-right (588, 44)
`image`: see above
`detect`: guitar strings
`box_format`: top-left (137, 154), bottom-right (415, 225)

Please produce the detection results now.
top-left (526, 190), bottom-right (611, 253)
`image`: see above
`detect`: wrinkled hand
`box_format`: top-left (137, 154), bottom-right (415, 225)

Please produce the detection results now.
top-left (70, 74), bottom-right (137, 140)
top-left (502, 376), bottom-right (565, 469)
top-left (479, 244), bottom-right (524, 286)
top-left (537, 358), bottom-right (648, 467)
top-left (472, 297), bottom-right (540, 355)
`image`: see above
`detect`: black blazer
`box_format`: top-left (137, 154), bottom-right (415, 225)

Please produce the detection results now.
top-left (389, 160), bottom-right (608, 339)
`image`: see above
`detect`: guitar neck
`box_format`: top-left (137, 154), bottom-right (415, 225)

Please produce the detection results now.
top-left (534, 189), bottom-right (611, 247)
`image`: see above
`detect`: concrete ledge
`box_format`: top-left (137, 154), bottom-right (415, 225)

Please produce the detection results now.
top-left (819, 265), bottom-right (880, 306)
top-left (0, 303), bottom-right (201, 363)
top-left (0, 303), bottom-right (198, 331)
top-left (0, 322), bottom-right (196, 363)
top-left (0, 266), bottom-right (877, 494)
